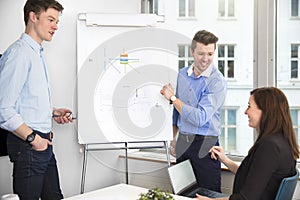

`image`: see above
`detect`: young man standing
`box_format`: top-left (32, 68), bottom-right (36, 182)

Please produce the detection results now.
top-left (160, 30), bottom-right (227, 194)
top-left (0, 0), bottom-right (72, 199)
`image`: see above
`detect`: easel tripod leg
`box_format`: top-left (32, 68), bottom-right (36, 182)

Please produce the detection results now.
top-left (164, 141), bottom-right (171, 167)
top-left (80, 144), bottom-right (88, 194)
top-left (125, 142), bottom-right (129, 184)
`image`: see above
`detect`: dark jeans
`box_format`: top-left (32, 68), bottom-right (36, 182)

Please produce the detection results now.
top-left (176, 133), bottom-right (221, 193)
top-left (7, 131), bottom-right (63, 200)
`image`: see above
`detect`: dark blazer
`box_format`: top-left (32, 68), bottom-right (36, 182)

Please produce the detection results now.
top-left (230, 133), bottom-right (296, 200)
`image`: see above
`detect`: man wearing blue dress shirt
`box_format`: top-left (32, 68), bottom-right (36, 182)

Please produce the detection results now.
top-left (160, 30), bottom-right (227, 194)
top-left (0, 0), bottom-right (72, 199)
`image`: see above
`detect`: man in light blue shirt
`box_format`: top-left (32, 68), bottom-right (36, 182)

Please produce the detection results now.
top-left (0, 0), bottom-right (72, 199)
top-left (160, 30), bottom-right (227, 195)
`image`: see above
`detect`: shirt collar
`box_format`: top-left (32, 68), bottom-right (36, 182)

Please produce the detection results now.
top-left (187, 63), bottom-right (213, 78)
top-left (21, 33), bottom-right (43, 55)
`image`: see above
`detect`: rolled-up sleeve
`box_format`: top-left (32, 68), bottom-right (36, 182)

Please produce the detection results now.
top-left (0, 47), bottom-right (28, 131)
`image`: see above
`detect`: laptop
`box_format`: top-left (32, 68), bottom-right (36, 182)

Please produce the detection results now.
top-left (167, 159), bottom-right (201, 198)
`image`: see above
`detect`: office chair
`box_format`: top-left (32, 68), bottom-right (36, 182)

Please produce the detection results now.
top-left (167, 159), bottom-right (200, 197)
top-left (275, 168), bottom-right (299, 200)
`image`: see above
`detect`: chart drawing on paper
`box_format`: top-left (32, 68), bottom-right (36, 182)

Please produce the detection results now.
top-left (77, 16), bottom-right (191, 144)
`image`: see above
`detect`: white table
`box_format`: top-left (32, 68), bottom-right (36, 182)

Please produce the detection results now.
top-left (64, 183), bottom-right (192, 200)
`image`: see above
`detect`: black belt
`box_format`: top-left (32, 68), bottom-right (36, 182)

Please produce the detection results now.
top-left (35, 130), bottom-right (53, 141)
top-left (178, 132), bottom-right (217, 142)
top-left (47, 131), bottom-right (53, 141)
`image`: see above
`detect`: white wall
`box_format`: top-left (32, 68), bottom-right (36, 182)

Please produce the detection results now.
top-left (0, 0), bottom-right (140, 198)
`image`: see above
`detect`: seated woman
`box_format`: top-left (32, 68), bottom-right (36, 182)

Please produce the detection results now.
top-left (195, 87), bottom-right (299, 200)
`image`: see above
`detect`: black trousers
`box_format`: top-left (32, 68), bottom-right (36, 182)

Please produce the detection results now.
top-left (176, 133), bottom-right (221, 193)
top-left (0, 128), bottom-right (8, 156)
top-left (7, 130), bottom-right (63, 200)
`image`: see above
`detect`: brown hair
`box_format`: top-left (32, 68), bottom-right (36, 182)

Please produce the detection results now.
top-left (249, 87), bottom-right (299, 159)
top-left (191, 30), bottom-right (218, 51)
top-left (23, 0), bottom-right (64, 25)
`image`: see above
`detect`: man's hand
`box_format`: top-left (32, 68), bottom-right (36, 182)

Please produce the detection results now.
top-left (160, 83), bottom-right (174, 100)
top-left (170, 139), bottom-right (176, 157)
top-left (52, 108), bottom-right (74, 124)
top-left (30, 134), bottom-right (52, 151)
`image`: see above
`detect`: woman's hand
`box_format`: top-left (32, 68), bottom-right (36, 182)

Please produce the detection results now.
top-left (209, 146), bottom-right (227, 163)
top-left (211, 146), bottom-right (239, 174)
top-left (194, 194), bottom-right (211, 200)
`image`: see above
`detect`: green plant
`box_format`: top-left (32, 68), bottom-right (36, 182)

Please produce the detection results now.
top-left (138, 187), bottom-right (174, 200)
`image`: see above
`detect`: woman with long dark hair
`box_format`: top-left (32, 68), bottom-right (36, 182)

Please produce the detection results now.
top-left (195, 87), bottom-right (299, 200)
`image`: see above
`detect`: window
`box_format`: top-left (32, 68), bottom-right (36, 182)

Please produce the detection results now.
top-left (291, 44), bottom-right (300, 79)
top-left (218, 44), bottom-right (235, 78)
top-left (291, 109), bottom-right (300, 144)
top-left (220, 108), bottom-right (237, 153)
top-left (277, 0), bottom-right (300, 160)
top-left (218, 0), bottom-right (235, 18)
top-left (179, 0), bottom-right (195, 17)
top-left (178, 44), bottom-right (193, 69)
top-left (291, 0), bottom-right (300, 17)
top-left (141, 0), bottom-right (159, 14)
top-left (175, 0), bottom-right (300, 160)
top-left (175, 0), bottom-right (253, 157)
top-left (177, 0), bottom-right (254, 158)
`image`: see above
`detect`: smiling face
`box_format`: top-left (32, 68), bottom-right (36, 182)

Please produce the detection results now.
top-left (191, 42), bottom-right (215, 76)
top-left (26, 8), bottom-right (60, 44)
top-left (245, 95), bottom-right (262, 129)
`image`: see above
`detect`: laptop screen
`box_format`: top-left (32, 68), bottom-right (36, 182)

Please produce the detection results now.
top-left (167, 159), bottom-right (197, 194)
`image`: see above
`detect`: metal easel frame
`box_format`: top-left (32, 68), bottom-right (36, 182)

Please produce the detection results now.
top-left (80, 141), bottom-right (171, 194)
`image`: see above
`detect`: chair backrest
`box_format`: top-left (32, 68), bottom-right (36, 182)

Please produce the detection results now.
top-left (167, 159), bottom-right (197, 194)
top-left (275, 168), bottom-right (299, 200)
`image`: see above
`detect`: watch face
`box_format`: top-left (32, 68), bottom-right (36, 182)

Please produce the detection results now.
top-left (171, 96), bottom-right (176, 101)
top-left (27, 133), bottom-right (35, 142)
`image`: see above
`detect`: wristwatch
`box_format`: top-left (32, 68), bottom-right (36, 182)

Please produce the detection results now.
top-left (26, 131), bottom-right (36, 144)
top-left (170, 95), bottom-right (177, 104)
